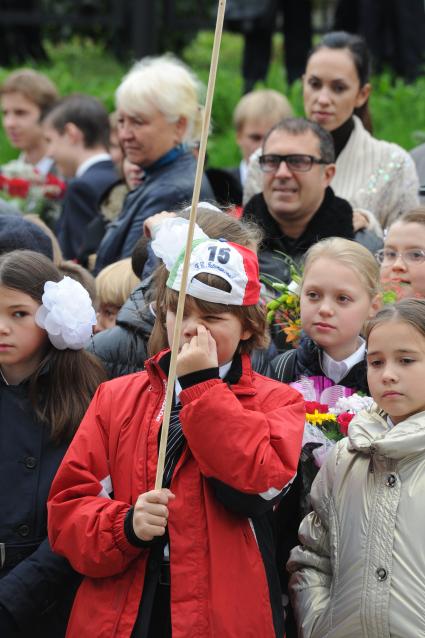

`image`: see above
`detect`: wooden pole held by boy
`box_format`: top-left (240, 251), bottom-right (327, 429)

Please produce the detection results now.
top-left (155, 0), bottom-right (227, 489)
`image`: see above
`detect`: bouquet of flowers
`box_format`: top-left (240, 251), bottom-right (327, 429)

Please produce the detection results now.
top-left (0, 159), bottom-right (66, 227)
top-left (262, 256), bottom-right (303, 346)
top-left (300, 388), bottom-right (374, 466)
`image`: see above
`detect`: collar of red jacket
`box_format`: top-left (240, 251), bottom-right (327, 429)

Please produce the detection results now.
top-left (144, 349), bottom-right (256, 396)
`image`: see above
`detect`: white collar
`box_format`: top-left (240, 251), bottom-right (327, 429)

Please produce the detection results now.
top-left (239, 159), bottom-right (248, 185)
top-left (76, 153), bottom-right (111, 177)
top-left (18, 152), bottom-right (54, 176)
top-left (322, 338), bottom-right (365, 383)
top-left (175, 360), bottom-right (232, 403)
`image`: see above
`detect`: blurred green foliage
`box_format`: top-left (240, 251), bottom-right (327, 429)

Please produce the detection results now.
top-left (0, 32), bottom-right (424, 169)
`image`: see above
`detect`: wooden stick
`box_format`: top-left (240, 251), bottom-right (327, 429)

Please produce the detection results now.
top-left (155, 0), bottom-right (227, 489)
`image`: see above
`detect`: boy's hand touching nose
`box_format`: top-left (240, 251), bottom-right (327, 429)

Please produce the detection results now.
top-left (176, 325), bottom-right (218, 377)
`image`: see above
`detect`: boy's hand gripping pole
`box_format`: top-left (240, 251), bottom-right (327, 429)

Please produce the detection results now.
top-left (155, 0), bottom-right (227, 489)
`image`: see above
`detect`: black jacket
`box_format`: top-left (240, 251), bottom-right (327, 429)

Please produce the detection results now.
top-left (243, 186), bottom-right (354, 282)
top-left (56, 159), bottom-right (118, 260)
top-left (87, 279), bottom-right (154, 379)
top-left (94, 150), bottom-right (213, 276)
top-left (271, 334), bottom-right (369, 393)
top-left (270, 335), bottom-right (368, 638)
top-left (243, 186), bottom-right (382, 283)
top-left (0, 376), bottom-right (80, 637)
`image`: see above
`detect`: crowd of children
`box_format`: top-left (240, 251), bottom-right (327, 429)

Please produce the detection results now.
top-left (1, 25), bottom-right (425, 638)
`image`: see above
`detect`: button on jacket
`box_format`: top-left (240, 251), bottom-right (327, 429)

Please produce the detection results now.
top-left (288, 408), bottom-right (425, 638)
top-left (0, 376), bottom-right (80, 636)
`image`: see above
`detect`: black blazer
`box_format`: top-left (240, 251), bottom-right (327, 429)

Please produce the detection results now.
top-left (56, 159), bottom-right (118, 260)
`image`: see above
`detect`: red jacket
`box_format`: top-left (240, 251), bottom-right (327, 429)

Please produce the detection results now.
top-left (48, 351), bottom-right (304, 637)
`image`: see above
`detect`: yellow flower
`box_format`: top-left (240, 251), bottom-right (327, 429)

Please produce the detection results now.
top-left (283, 322), bottom-right (301, 343)
top-left (306, 410), bottom-right (337, 426)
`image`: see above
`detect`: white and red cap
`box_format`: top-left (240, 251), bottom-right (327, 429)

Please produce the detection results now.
top-left (151, 217), bottom-right (260, 306)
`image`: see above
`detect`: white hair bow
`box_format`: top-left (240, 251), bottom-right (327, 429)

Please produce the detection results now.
top-left (35, 277), bottom-right (96, 350)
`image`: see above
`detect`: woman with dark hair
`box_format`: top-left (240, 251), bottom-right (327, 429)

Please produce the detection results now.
top-left (244, 31), bottom-right (419, 230)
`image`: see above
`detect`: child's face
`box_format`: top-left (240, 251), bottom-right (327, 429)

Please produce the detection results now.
top-left (166, 299), bottom-right (252, 367)
top-left (0, 285), bottom-right (48, 384)
top-left (94, 303), bottom-right (120, 334)
top-left (380, 221), bottom-right (425, 299)
top-left (301, 257), bottom-right (377, 360)
top-left (43, 123), bottom-right (76, 178)
top-left (123, 157), bottom-right (144, 191)
top-left (109, 129), bottom-right (124, 168)
top-left (1, 91), bottom-right (43, 152)
top-left (237, 118), bottom-right (275, 162)
top-left (367, 320), bottom-right (425, 424)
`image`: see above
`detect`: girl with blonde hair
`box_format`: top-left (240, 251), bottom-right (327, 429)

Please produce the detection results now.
top-left (95, 258), bottom-right (139, 333)
top-left (289, 298), bottom-right (425, 637)
top-left (377, 206), bottom-right (425, 299)
top-left (272, 237), bottom-right (380, 392)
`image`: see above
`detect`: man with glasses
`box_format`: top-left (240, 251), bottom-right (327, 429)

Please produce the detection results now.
top-left (243, 117), bottom-right (381, 283)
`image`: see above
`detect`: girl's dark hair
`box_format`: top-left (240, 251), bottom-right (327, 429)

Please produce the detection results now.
top-left (0, 250), bottom-right (106, 443)
top-left (365, 298), bottom-right (425, 343)
top-left (308, 31), bottom-right (373, 133)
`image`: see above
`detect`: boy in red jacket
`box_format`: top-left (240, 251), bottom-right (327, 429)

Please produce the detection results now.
top-left (48, 217), bottom-right (305, 638)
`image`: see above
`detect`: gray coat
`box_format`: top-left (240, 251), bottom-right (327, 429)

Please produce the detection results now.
top-left (288, 408), bottom-right (425, 637)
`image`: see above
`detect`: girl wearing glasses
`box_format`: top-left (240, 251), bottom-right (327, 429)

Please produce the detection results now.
top-left (378, 207), bottom-right (425, 299)
top-left (244, 32), bottom-right (419, 231)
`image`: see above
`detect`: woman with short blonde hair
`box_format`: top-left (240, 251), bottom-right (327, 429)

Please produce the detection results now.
top-left (95, 54), bottom-right (213, 275)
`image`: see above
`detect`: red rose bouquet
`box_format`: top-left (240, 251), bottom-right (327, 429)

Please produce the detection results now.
top-left (0, 160), bottom-right (66, 226)
top-left (302, 391), bottom-right (374, 466)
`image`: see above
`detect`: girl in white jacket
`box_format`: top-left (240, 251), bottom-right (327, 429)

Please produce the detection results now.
top-left (288, 298), bottom-right (425, 638)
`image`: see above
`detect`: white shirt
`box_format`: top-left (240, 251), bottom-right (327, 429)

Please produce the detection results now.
top-left (18, 152), bottom-right (54, 176)
top-left (239, 160), bottom-right (248, 186)
top-left (321, 338), bottom-right (366, 384)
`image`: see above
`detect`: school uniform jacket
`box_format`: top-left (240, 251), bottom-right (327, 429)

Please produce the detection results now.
top-left (47, 351), bottom-right (305, 638)
top-left (56, 159), bottom-right (118, 260)
top-left (0, 374), bottom-right (80, 636)
top-left (271, 335), bottom-right (369, 394)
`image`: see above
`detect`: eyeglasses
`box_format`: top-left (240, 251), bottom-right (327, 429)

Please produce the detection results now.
top-left (375, 248), bottom-right (425, 265)
top-left (259, 153), bottom-right (328, 173)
